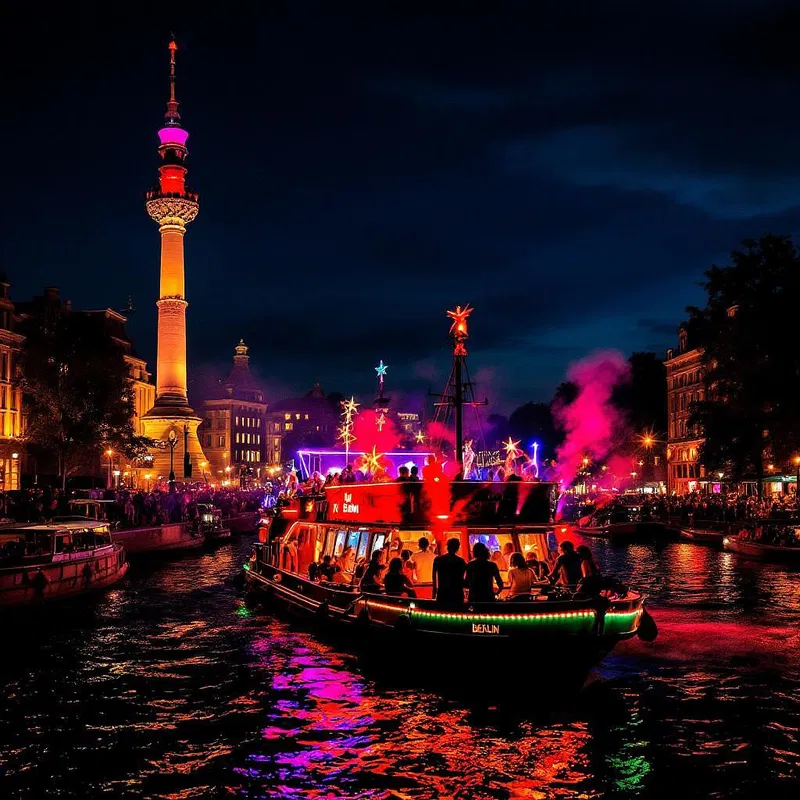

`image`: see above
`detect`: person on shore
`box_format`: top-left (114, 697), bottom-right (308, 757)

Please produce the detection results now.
top-left (384, 558), bottom-right (417, 597)
top-left (432, 537), bottom-right (466, 607)
top-left (466, 541), bottom-right (503, 602)
top-left (550, 541), bottom-right (583, 586)
top-left (506, 552), bottom-right (534, 598)
top-left (412, 537), bottom-right (435, 584)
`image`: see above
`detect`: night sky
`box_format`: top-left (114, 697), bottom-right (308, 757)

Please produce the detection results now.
top-left (4, 2), bottom-right (800, 413)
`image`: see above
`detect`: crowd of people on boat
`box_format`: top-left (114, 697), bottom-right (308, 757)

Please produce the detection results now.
top-left (303, 535), bottom-right (603, 604)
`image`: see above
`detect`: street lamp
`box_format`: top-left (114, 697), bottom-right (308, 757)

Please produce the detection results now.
top-left (200, 461), bottom-right (207, 482)
top-left (167, 430), bottom-right (178, 492)
top-left (144, 472), bottom-right (152, 491)
top-left (793, 456), bottom-right (800, 497)
top-left (106, 449), bottom-right (113, 490)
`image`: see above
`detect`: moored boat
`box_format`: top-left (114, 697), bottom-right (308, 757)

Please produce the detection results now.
top-left (195, 504), bottom-right (231, 543)
top-left (112, 522), bottom-right (205, 554)
top-left (61, 498), bottom-right (205, 554)
top-left (227, 511), bottom-right (259, 535)
top-left (0, 521), bottom-right (128, 606)
top-left (723, 527), bottom-right (800, 561)
top-left (680, 527), bottom-right (725, 545)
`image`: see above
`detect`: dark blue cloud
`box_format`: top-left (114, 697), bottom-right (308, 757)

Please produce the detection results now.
top-left (4, 1), bottom-right (800, 411)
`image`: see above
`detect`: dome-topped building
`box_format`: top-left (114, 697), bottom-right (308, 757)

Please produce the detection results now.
top-left (200, 340), bottom-right (267, 485)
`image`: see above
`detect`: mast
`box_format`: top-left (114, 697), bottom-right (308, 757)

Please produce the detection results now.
top-left (430, 305), bottom-right (486, 476)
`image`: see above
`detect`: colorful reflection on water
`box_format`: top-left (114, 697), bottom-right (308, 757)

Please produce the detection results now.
top-left (0, 539), bottom-right (797, 799)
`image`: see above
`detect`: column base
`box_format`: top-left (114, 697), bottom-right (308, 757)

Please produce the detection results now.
top-left (140, 415), bottom-right (209, 483)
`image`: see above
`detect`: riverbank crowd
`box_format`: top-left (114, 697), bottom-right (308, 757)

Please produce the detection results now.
top-left (0, 487), bottom-right (267, 527)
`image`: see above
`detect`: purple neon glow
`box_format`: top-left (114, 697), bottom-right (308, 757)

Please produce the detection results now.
top-left (297, 450), bottom-right (434, 457)
top-left (158, 126), bottom-right (189, 147)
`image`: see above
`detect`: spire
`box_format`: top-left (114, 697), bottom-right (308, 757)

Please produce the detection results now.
top-left (165, 37), bottom-right (181, 124)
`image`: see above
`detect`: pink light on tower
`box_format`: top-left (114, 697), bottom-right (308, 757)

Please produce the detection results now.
top-left (157, 126), bottom-right (190, 147)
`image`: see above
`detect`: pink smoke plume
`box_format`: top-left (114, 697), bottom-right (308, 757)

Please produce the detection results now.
top-left (554, 350), bottom-right (630, 488)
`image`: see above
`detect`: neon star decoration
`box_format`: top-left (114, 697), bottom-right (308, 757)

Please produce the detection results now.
top-left (503, 437), bottom-right (522, 459)
top-left (342, 397), bottom-right (360, 417)
top-left (415, 430), bottom-right (426, 444)
top-left (359, 445), bottom-right (384, 475)
top-left (338, 396), bottom-right (360, 465)
top-left (446, 304), bottom-right (473, 338)
top-left (376, 412), bottom-right (387, 432)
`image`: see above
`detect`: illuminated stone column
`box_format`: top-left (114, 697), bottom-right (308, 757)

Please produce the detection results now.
top-left (141, 39), bottom-right (208, 481)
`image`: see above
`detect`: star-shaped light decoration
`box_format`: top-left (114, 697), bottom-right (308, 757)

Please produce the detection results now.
top-left (503, 437), bottom-right (522, 459)
top-left (376, 412), bottom-right (387, 431)
top-left (359, 445), bottom-right (384, 475)
top-left (341, 396), bottom-right (360, 416)
top-left (446, 303), bottom-right (474, 338)
top-left (337, 426), bottom-right (356, 447)
top-left (375, 360), bottom-right (388, 379)
top-left (415, 430), bottom-right (426, 444)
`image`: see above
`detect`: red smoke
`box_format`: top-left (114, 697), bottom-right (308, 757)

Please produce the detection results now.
top-left (351, 409), bottom-right (401, 456)
top-left (554, 350), bottom-right (630, 488)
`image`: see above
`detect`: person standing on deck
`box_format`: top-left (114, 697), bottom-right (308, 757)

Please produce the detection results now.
top-left (432, 538), bottom-right (467, 608)
top-left (412, 537), bottom-right (435, 583)
top-left (465, 542), bottom-right (503, 602)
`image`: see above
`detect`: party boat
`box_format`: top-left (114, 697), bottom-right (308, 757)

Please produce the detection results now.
top-left (244, 305), bottom-right (655, 685)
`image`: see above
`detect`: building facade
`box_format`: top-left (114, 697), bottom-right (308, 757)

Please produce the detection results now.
top-left (265, 383), bottom-right (338, 467)
top-left (200, 341), bottom-right (267, 483)
top-left (0, 280), bottom-right (24, 490)
top-left (665, 328), bottom-right (706, 494)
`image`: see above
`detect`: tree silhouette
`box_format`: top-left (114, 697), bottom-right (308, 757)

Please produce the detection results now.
top-left (19, 313), bottom-right (147, 488)
top-left (687, 234), bottom-right (800, 489)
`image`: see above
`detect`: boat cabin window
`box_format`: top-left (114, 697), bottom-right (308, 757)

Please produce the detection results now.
top-left (468, 531), bottom-right (515, 578)
top-left (371, 533), bottom-right (386, 556)
top-left (355, 530), bottom-right (371, 561)
top-left (516, 531), bottom-right (555, 562)
top-left (333, 531), bottom-right (347, 558)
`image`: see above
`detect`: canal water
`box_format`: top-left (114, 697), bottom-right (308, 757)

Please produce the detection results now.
top-left (1, 538), bottom-right (798, 799)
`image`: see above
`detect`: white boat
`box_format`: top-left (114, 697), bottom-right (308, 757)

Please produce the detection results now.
top-left (0, 521), bottom-right (128, 606)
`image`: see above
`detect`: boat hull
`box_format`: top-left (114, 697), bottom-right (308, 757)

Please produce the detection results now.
top-left (244, 561), bottom-right (644, 681)
top-left (227, 512), bottom-right (259, 535)
top-left (723, 537), bottom-right (800, 561)
top-left (679, 527), bottom-right (725, 545)
top-left (0, 544), bottom-right (129, 606)
top-left (204, 528), bottom-right (232, 544)
top-left (578, 522), bottom-right (671, 543)
top-left (112, 523), bottom-right (204, 554)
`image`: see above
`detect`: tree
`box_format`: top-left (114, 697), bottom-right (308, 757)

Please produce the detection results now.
top-left (613, 351), bottom-right (667, 438)
top-left (686, 234), bottom-right (800, 489)
top-left (19, 313), bottom-right (147, 488)
top-left (507, 402), bottom-right (558, 456)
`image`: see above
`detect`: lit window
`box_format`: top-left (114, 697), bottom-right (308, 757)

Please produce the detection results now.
top-left (285, 422), bottom-right (293, 431)
top-left (304, 414), bottom-right (309, 420)
top-left (284, 413), bottom-right (291, 421)
top-left (295, 413), bottom-right (300, 420)
top-left (235, 416), bottom-right (239, 426)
